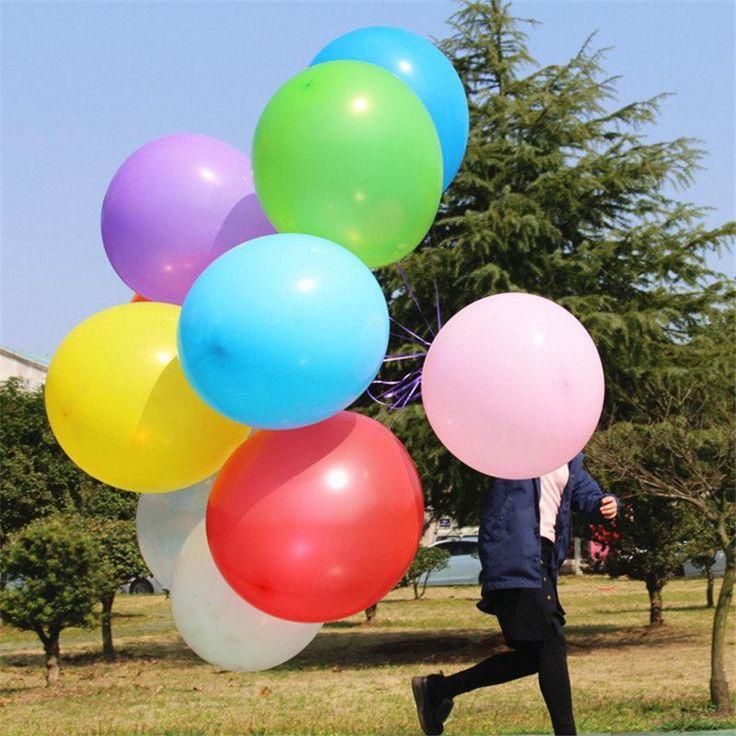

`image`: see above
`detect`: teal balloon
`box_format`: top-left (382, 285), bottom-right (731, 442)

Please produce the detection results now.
top-left (312, 26), bottom-right (469, 190)
top-left (178, 234), bottom-right (389, 429)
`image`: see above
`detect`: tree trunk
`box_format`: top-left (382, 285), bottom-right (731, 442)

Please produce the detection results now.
top-left (412, 581), bottom-right (420, 599)
top-left (645, 575), bottom-right (664, 626)
top-left (44, 635), bottom-right (60, 687)
top-left (364, 604), bottom-right (377, 623)
top-left (101, 591), bottom-right (116, 661)
top-left (705, 562), bottom-right (714, 609)
top-left (419, 577), bottom-right (430, 599)
top-left (709, 551), bottom-right (734, 713)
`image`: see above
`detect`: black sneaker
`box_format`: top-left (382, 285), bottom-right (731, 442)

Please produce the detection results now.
top-left (411, 674), bottom-right (454, 735)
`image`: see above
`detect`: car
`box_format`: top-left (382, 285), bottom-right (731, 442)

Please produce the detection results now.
top-left (421, 535), bottom-right (593, 586)
top-left (678, 550), bottom-right (726, 579)
top-left (423, 536), bottom-right (482, 586)
top-left (120, 576), bottom-right (165, 594)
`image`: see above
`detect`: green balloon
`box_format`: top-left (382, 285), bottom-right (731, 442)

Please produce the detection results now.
top-left (253, 61), bottom-right (443, 268)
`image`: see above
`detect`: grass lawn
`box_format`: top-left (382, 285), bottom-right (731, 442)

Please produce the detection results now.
top-left (0, 576), bottom-right (734, 735)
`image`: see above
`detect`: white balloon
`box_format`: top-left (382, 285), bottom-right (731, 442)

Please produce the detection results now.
top-left (136, 476), bottom-right (214, 590)
top-left (170, 522), bottom-right (322, 671)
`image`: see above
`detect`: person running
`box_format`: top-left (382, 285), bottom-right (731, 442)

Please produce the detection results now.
top-left (411, 452), bottom-right (619, 736)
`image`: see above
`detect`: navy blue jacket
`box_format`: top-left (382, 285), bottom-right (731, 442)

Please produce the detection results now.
top-left (479, 453), bottom-right (614, 595)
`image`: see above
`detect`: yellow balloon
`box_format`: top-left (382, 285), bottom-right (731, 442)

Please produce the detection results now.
top-left (45, 303), bottom-right (249, 492)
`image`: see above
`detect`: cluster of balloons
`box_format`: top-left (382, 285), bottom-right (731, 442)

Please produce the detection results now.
top-left (45, 22), bottom-right (606, 673)
top-left (45, 26), bottom-right (467, 672)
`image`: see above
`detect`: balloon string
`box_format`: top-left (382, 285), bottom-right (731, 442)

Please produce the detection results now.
top-left (434, 280), bottom-right (442, 331)
top-left (390, 318), bottom-right (431, 347)
top-left (382, 352), bottom-right (426, 362)
top-left (396, 374), bottom-right (422, 408)
top-left (368, 368), bottom-right (422, 403)
top-left (396, 265), bottom-right (436, 338)
top-left (370, 271), bottom-right (442, 412)
top-left (377, 370), bottom-right (421, 394)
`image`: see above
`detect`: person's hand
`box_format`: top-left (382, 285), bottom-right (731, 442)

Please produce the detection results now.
top-left (600, 496), bottom-right (618, 520)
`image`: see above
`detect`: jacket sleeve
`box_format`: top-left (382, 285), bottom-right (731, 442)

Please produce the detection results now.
top-left (570, 453), bottom-right (617, 521)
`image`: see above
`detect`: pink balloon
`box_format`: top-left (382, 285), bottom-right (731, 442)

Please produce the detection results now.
top-left (422, 293), bottom-right (604, 479)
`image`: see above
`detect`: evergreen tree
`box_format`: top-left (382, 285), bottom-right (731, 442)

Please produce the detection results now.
top-left (369, 0), bottom-right (734, 522)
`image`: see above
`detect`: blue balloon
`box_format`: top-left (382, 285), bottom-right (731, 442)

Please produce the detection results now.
top-left (312, 26), bottom-right (469, 191)
top-left (178, 234), bottom-right (389, 430)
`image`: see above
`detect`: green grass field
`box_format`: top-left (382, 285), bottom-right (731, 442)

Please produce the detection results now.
top-left (0, 576), bottom-right (734, 735)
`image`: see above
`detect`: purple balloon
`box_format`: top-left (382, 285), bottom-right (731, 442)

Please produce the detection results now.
top-left (101, 134), bottom-right (275, 304)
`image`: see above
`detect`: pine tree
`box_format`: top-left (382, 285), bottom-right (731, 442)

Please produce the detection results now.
top-left (368, 0), bottom-right (734, 524)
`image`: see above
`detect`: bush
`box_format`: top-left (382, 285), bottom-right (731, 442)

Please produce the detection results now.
top-left (403, 546), bottom-right (451, 599)
top-left (0, 516), bottom-right (105, 685)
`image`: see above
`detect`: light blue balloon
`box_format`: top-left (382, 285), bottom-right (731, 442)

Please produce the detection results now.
top-left (312, 26), bottom-right (469, 191)
top-left (178, 234), bottom-right (389, 429)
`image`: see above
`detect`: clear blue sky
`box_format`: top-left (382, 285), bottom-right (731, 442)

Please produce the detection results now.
top-left (2, 1), bottom-right (734, 358)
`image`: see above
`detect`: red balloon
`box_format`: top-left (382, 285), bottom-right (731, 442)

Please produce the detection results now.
top-left (206, 411), bottom-right (424, 623)
top-left (130, 293), bottom-right (149, 302)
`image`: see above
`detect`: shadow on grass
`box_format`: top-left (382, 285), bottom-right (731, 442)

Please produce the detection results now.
top-left (0, 621), bottom-right (698, 674)
top-left (565, 623), bottom-right (696, 652)
top-left (0, 640), bottom-right (201, 670)
top-left (108, 611), bottom-right (147, 620)
top-left (323, 620), bottom-right (364, 629)
top-left (606, 603), bottom-right (713, 614)
top-left (282, 621), bottom-right (697, 671)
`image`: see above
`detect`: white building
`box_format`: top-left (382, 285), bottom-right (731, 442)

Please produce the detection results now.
top-left (0, 347), bottom-right (49, 389)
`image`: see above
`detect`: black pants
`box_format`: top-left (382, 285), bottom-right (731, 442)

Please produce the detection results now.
top-left (439, 540), bottom-right (576, 735)
top-left (439, 631), bottom-right (575, 735)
